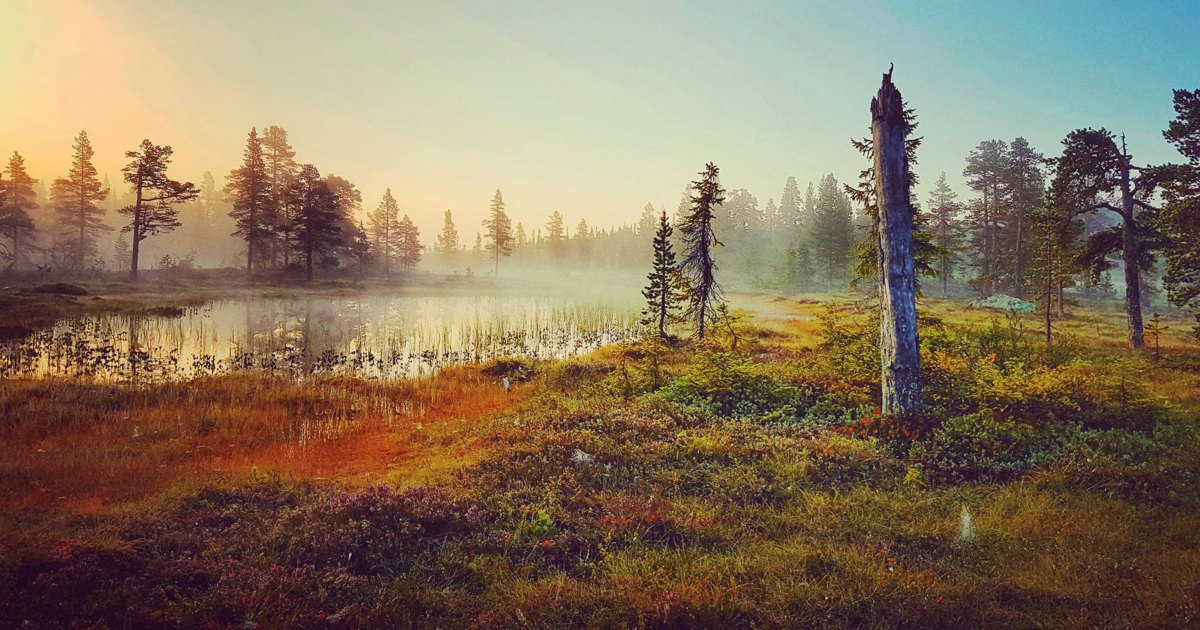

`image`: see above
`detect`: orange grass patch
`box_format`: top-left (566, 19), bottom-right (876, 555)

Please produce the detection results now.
top-left (0, 365), bottom-right (526, 523)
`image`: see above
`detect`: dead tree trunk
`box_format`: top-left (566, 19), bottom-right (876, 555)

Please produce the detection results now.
top-left (871, 67), bottom-right (922, 416)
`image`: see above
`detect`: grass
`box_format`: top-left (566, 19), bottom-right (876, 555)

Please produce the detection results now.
top-left (1, 293), bottom-right (1199, 628)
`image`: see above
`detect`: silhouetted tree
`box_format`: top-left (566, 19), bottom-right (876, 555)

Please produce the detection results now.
top-left (346, 220), bottom-right (371, 275)
top-left (1, 152), bottom-right (38, 271)
top-left (574, 218), bottom-right (591, 263)
top-left (369, 188), bottom-right (401, 273)
top-left (679, 162), bottom-right (725, 339)
top-left (396, 214), bottom-right (422, 271)
top-left (51, 131), bottom-right (110, 272)
top-left (435, 209), bottom-right (459, 262)
top-left (225, 127), bottom-right (271, 272)
top-left (262, 125), bottom-right (298, 266)
top-left (288, 164), bottom-right (342, 282)
top-left (544, 210), bottom-right (566, 260)
top-left (642, 210), bottom-right (683, 338)
top-left (483, 189), bottom-right (513, 276)
top-left (118, 140), bottom-right (198, 281)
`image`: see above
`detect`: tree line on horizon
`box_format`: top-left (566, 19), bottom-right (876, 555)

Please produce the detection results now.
top-left (3, 89), bottom-right (1200, 346)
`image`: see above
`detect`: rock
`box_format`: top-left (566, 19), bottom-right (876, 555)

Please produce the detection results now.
top-left (570, 449), bottom-right (595, 465)
top-left (969, 294), bottom-right (1037, 313)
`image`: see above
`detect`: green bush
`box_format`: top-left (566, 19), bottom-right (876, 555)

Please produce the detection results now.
top-left (658, 351), bottom-right (809, 420)
top-left (910, 412), bottom-right (1063, 480)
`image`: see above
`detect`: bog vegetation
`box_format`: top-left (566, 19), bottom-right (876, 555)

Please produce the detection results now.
top-left (2, 75), bottom-right (1200, 629)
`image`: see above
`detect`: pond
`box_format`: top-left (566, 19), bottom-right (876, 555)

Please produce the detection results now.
top-left (0, 293), bottom-right (642, 382)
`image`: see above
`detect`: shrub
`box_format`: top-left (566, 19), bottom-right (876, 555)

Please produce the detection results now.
top-left (658, 351), bottom-right (808, 420)
top-left (910, 412), bottom-right (1063, 481)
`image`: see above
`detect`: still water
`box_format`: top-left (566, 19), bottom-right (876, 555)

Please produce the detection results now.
top-left (0, 293), bottom-right (641, 382)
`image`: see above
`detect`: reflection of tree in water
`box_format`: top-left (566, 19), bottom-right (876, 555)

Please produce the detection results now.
top-left (1, 294), bottom-right (641, 382)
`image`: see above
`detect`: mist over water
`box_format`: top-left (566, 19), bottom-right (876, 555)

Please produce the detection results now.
top-left (1, 289), bottom-right (641, 382)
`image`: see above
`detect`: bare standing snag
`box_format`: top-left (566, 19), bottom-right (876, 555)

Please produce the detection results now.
top-left (871, 66), bottom-right (922, 415)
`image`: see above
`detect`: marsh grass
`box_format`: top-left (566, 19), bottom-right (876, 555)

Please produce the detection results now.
top-left (2, 296), bottom-right (1200, 628)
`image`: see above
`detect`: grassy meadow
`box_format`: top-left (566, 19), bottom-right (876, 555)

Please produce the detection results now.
top-left (2, 292), bottom-right (1199, 628)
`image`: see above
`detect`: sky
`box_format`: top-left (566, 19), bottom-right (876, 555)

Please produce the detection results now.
top-left (2, 0), bottom-right (1198, 238)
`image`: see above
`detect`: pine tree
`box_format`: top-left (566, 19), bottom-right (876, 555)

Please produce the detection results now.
top-left (679, 162), bottom-right (725, 339)
top-left (483, 190), bottom-right (512, 276)
top-left (544, 210), bottom-right (566, 260)
top-left (1000, 138), bottom-right (1046, 298)
top-left (118, 140), bottom-right (198, 281)
top-left (1156, 89), bottom-right (1200, 315)
top-left (963, 139), bottom-right (1009, 295)
top-left (51, 131), bottom-right (110, 271)
top-left (1, 152), bottom-right (39, 271)
top-left (288, 164), bottom-right (342, 282)
top-left (261, 125), bottom-right (298, 267)
top-left (369, 188), bottom-right (401, 273)
top-left (323, 174), bottom-right (362, 268)
top-left (396, 214), bottom-right (422, 271)
top-left (642, 210), bottom-right (683, 338)
top-left (224, 127), bottom-right (271, 272)
top-left (925, 172), bottom-right (965, 296)
top-left (1049, 128), bottom-right (1159, 348)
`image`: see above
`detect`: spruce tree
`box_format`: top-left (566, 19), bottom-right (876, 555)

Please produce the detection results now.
top-left (679, 162), bottom-right (725, 339)
top-left (925, 172), bottom-right (965, 296)
top-left (809, 173), bottom-right (855, 287)
top-left (544, 210), bottom-right (566, 260)
top-left (118, 140), bottom-right (198, 281)
top-left (396, 214), bottom-right (422, 271)
top-left (642, 210), bottom-right (683, 338)
top-left (224, 127), bottom-right (271, 272)
top-left (482, 189), bottom-right (513, 276)
top-left (435, 209), bottom-right (460, 259)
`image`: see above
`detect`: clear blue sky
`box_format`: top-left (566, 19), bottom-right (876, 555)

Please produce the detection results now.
top-left (3, 0), bottom-right (1198, 236)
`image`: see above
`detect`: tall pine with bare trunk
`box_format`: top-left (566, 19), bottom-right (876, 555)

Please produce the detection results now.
top-left (118, 140), bottom-right (198, 281)
top-left (1049, 129), bottom-right (1159, 348)
top-left (482, 189), bottom-right (513, 276)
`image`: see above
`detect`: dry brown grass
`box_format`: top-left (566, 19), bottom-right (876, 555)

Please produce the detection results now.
top-left (0, 365), bottom-right (524, 525)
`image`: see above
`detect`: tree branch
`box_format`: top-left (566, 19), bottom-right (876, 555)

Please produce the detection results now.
top-left (1074, 202), bottom-right (1126, 220)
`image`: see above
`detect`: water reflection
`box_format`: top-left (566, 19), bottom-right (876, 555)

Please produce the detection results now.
top-left (0, 294), bottom-right (640, 382)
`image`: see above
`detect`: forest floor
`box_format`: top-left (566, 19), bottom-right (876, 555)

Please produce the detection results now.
top-left (1, 294), bottom-right (1199, 628)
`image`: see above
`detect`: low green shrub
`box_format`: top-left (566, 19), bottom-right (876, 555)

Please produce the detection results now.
top-left (658, 351), bottom-right (809, 420)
